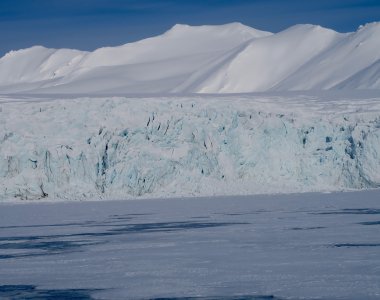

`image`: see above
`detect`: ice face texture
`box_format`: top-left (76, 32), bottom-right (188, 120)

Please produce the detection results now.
top-left (1, 94), bottom-right (380, 201)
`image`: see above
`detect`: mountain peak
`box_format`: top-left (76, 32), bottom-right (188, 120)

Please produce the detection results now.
top-left (356, 22), bottom-right (380, 36)
top-left (0, 22), bottom-right (378, 94)
top-left (165, 22), bottom-right (272, 38)
top-left (280, 23), bottom-right (339, 35)
top-left (358, 21), bottom-right (379, 30)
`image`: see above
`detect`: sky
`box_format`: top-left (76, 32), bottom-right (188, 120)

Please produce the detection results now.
top-left (0, 0), bottom-right (379, 56)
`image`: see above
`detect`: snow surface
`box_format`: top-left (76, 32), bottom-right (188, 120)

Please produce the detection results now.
top-left (1, 92), bottom-right (380, 202)
top-left (1, 191), bottom-right (380, 299)
top-left (0, 22), bottom-right (379, 94)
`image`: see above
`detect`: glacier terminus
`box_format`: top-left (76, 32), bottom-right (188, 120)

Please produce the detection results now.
top-left (1, 92), bottom-right (380, 202)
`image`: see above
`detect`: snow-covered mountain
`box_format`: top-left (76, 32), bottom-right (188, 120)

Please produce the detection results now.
top-left (0, 22), bottom-right (379, 94)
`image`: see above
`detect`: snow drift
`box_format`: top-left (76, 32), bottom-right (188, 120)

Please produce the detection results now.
top-left (0, 22), bottom-right (379, 94)
top-left (1, 93), bottom-right (380, 201)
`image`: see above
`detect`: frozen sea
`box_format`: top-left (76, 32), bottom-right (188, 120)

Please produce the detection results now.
top-left (1, 190), bottom-right (380, 299)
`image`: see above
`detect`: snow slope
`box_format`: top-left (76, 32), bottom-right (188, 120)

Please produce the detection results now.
top-left (0, 22), bottom-right (379, 94)
top-left (335, 59), bottom-right (380, 90)
top-left (1, 93), bottom-right (380, 201)
top-left (196, 24), bottom-right (344, 92)
top-left (273, 22), bottom-right (380, 91)
top-left (0, 23), bottom-right (270, 93)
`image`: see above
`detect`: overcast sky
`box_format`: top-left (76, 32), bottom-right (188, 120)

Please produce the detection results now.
top-left (0, 0), bottom-right (379, 56)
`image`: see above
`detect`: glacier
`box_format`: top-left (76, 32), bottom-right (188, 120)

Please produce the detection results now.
top-left (1, 92), bottom-right (380, 202)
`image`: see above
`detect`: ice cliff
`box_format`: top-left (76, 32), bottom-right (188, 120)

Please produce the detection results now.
top-left (1, 94), bottom-right (380, 201)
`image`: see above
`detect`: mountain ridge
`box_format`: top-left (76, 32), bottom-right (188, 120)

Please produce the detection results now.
top-left (0, 22), bottom-right (379, 94)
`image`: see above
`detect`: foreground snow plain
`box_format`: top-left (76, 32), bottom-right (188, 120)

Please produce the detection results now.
top-left (0, 190), bottom-right (380, 299)
top-left (1, 91), bottom-right (380, 202)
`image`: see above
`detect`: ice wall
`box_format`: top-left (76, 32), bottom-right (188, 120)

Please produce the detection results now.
top-left (1, 95), bottom-right (380, 201)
